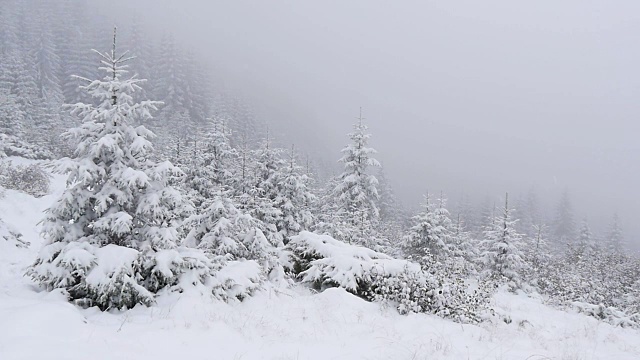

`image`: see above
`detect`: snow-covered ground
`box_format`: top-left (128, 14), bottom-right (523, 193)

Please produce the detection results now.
top-left (1, 160), bottom-right (639, 360)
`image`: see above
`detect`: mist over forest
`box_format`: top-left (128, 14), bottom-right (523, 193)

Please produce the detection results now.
top-left (99, 0), bottom-right (638, 245)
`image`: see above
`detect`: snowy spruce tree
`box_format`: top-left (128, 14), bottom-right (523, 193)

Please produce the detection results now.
top-left (605, 213), bottom-right (623, 253)
top-left (321, 109), bottom-right (380, 247)
top-left (184, 188), bottom-right (286, 283)
top-left (29, 29), bottom-right (195, 310)
top-left (478, 193), bottom-right (527, 287)
top-left (184, 117), bottom-right (237, 209)
top-left (274, 146), bottom-right (316, 244)
top-left (404, 193), bottom-right (452, 261)
top-left (241, 136), bottom-right (286, 247)
top-left (574, 218), bottom-right (595, 255)
top-left (527, 223), bottom-right (551, 269)
top-left (552, 189), bottom-right (576, 247)
top-left (450, 213), bottom-right (478, 264)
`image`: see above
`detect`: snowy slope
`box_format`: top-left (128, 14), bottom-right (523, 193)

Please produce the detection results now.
top-left (1, 161), bottom-right (639, 360)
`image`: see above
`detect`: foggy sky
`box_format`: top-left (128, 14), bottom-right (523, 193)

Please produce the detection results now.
top-left (105, 1), bottom-right (639, 243)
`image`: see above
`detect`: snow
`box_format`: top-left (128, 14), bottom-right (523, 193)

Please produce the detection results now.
top-left (84, 245), bottom-right (140, 286)
top-left (290, 231), bottom-right (421, 291)
top-left (1, 161), bottom-right (640, 359)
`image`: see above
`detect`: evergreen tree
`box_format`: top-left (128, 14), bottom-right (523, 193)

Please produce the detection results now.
top-left (0, 87), bottom-right (24, 137)
top-left (605, 213), bottom-right (624, 253)
top-left (377, 165), bottom-right (401, 224)
top-left (126, 16), bottom-right (155, 102)
top-left (450, 212), bottom-right (478, 264)
top-left (32, 11), bottom-right (63, 106)
top-left (528, 223), bottom-right (551, 268)
top-left (517, 187), bottom-right (541, 238)
top-left (184, 189), bottom-right (285, 282)
top-left (329, 109), bottom-right (380, 246)
top-left (155, 34), bottom-right (189, 125)
top-left (552, 189), bottom-right (576, 246)
top-left (576, 218), bottom-right (595, 254)
top-left (184, 118), bottom-right (237, 209)
top-left (29, 30), bottom-right (191, 309)
top-left (246, 138), bottom-right (286, 246)
top-left (404, 193), bottom-right (451, 260)
top-left (479, 193), bottom-right (527, 286)
top-left (454, 193), bottom-right (476, 235)
top-left (275, 145), bottom-right (316, 244)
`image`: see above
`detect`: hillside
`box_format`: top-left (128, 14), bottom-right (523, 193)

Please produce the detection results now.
top-left (1, 159), bottom-right (639, 360)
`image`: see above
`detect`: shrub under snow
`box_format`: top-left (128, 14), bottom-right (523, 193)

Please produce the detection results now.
top-left (288, 231), bottom-right (491, 323)
top-left (570, 301), bottom-right (640, 329)
top-left (29, 242), bottom-right (263, 310)
top-left (0, 219), bottom-right (29, 248)
top-left (0, 160), bottom-right (51, 197)
top-left (288, 231), bottom-right (418, 293)
top-left (0, 134), bottom-right (54, 160)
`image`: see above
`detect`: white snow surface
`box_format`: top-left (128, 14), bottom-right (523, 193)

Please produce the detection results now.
top-left (290, 232), bottom-right (422, 292)
top-left (1, 160), bottom-right (640, 359)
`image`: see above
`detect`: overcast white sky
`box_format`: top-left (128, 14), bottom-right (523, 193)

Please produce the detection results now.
top-left (106, 0), bottom-right (639, 243)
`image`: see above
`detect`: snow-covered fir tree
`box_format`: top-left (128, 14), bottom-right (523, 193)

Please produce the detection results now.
top-left (125, 16), bottom-right (155, 103)
top-left (478, 193), bottom-right (527, 286)
top-left (184, 188), bottom-right (285, 283)
top-left (322, 109), bottom-right (381, 247)
top-left (29, 29), bottom-right (192, 309)
top-left (404, 193), bottom-right (452, 260)
top-left (274, 145), bottom-right (316, 244)
top-left (451, 213), bottom-right (478, 263)
top-left (575, 218), bottom-right (595, 254)
top-left (605, 213), bottom-right (623, 253)
top-left (376, 165), bottom-right (401, 225)
top-left (523, 223), bottom-right (551, 275)
top-left (517, 187), bottom-right (542, 238)
top-left (184, 117), bottom-right (237, 209)
top-left (552, 189), bottom-right (576, 247)
top-left (244, 136), bottom-right (287, 246)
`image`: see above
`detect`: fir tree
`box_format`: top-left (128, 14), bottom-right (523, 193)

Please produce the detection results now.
top-left (275, 145), bottom-right (316, 244)
top-left (451, 212), bottom-right (478, 263)
top-left (246, 137), bottom-right (286, 247)
top-left (184, 118), bottom-right (237, 209)
top-left (479, 193), bottom-right (527, 286)
top-left (576, 218), bottom-right (595, 254)
top-left (404, 193), bottom-right (451, 260)
top-left (329, 109), bottom-right (380, 246)
top-left (605, 213), bottom-right (623, 253)
top-left (184, 189), bottom-right (285, 282)
top-left (377, 165), bottom-right (401, 224)
top-left (552, 189), bottom-right (576, 246)
top-left (29, 29), bottom-right (191, 309)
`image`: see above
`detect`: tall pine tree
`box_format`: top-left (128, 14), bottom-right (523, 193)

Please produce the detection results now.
top-left (29, 29), bottom-right (191, 309)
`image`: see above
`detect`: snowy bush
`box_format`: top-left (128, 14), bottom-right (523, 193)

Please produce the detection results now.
top-left (212, 260), bottom-right (263, 301)
top-left (0, 219), bottom-right (29, 248)
top-left (387, 253), bottom-right (494, 323)
top-left (288, 231), bottom-right (492, 323)
top-left (140, 248), bottom-right (262, 302)
top-left (534, 249), bottom-right (640, 314)
top-left (29, 242), bottom-right (153, 310)
top-left (570, 302), bottom-right (640, 329)
top-left (0, 134), bottom-right (54, 160)
top-left (29, 242), bottom-right (265, 310)
top-left (288, 231), bottom-right (419, 294)
top-left (0, 161), bottom-right (51, 197)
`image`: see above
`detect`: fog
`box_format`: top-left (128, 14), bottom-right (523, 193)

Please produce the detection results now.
top-left (105, 1), bottom-right (639, 243)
